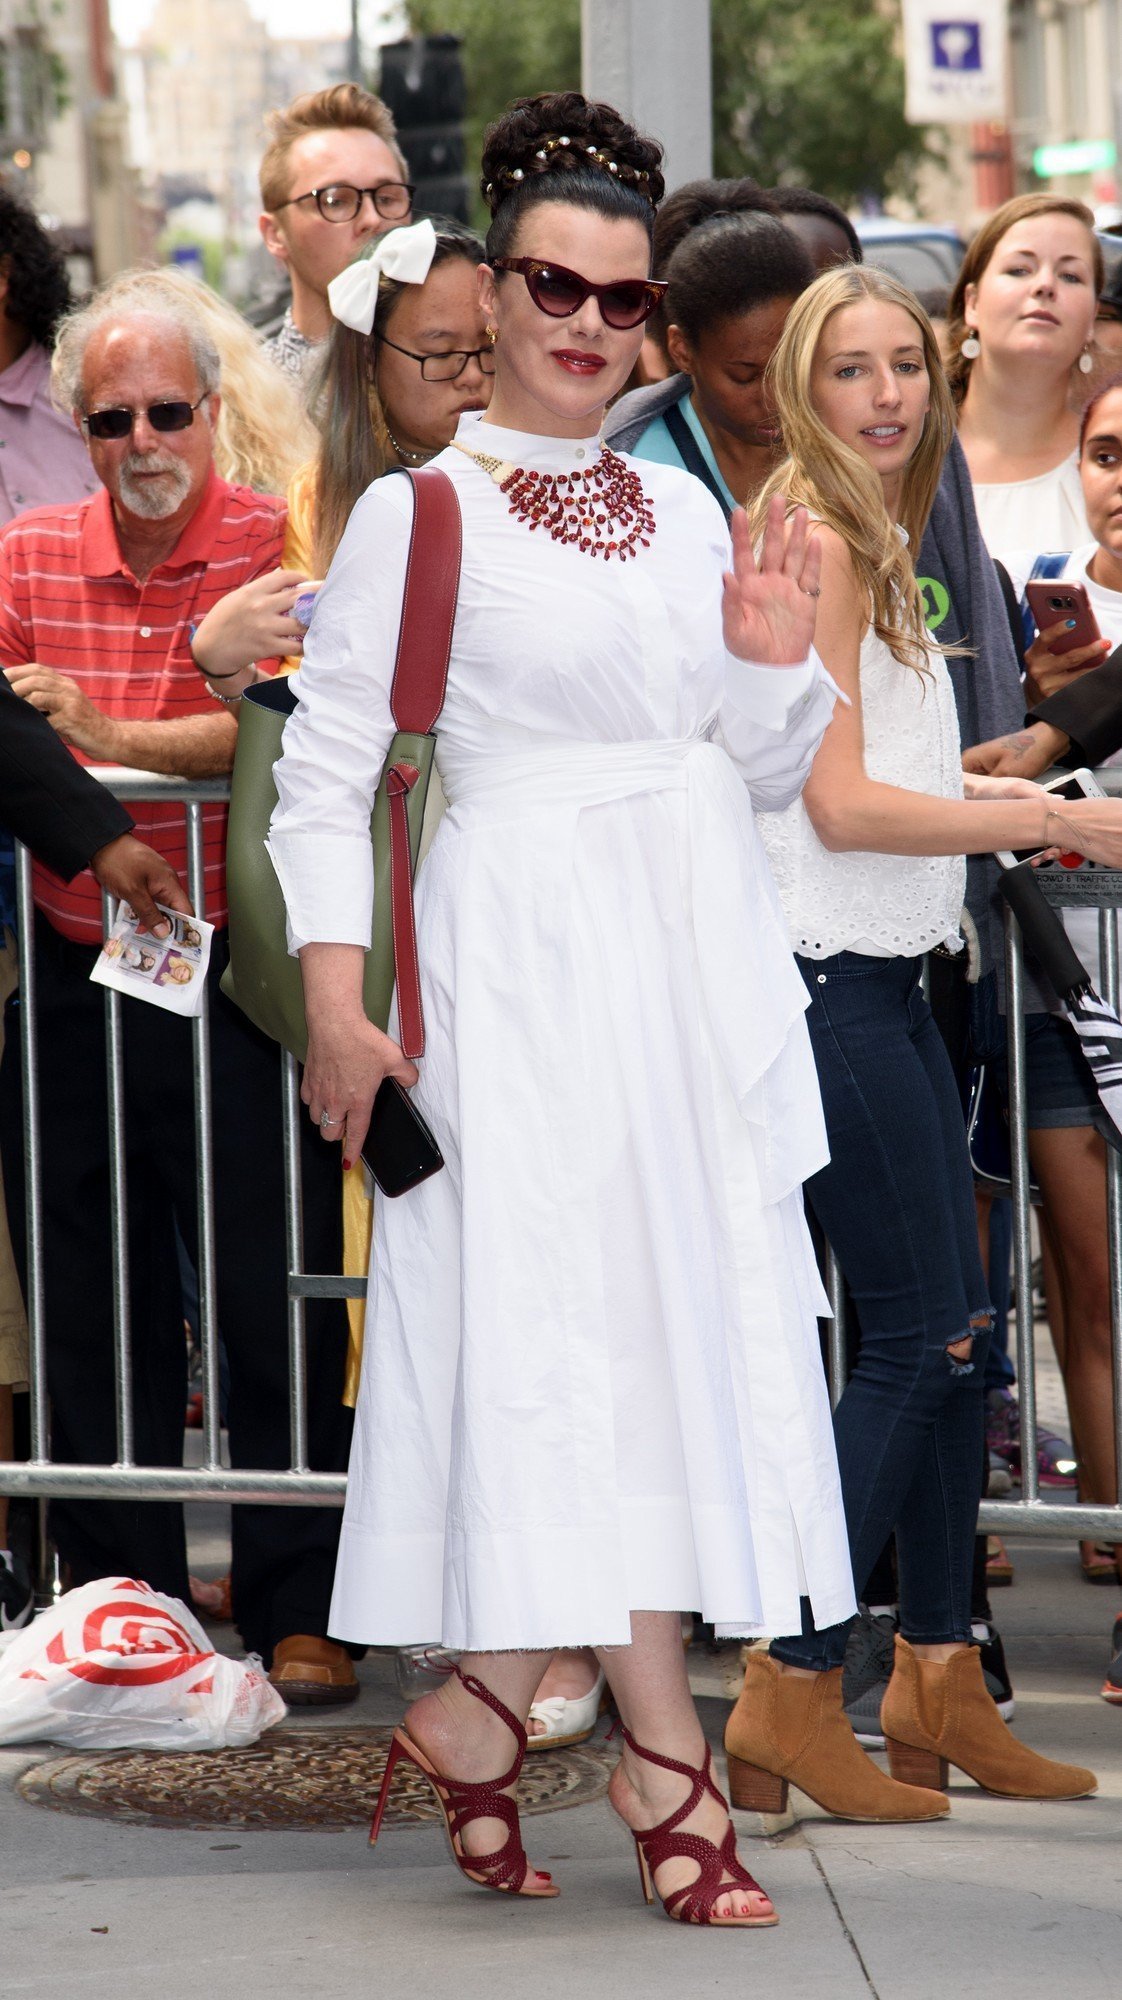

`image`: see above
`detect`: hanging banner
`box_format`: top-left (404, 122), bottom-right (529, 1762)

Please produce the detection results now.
top-left (902, 0), bottom-right (1009, 125)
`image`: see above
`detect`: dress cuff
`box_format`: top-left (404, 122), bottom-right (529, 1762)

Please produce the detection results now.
top-left (724, 649), bottom-right (843, 730)
top-left (265, 834), bottom-right (374, 955)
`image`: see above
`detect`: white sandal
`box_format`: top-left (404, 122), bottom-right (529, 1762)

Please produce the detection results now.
top-left (525, 1668), bottom-right (607, 1752)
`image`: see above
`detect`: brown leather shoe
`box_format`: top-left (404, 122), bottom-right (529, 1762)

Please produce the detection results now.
top-left (882, 1634), bottom-right (1096, 1800)
top-left (268, 1634), bottom-right (359, 1707)
top-left (724, 1648), bottom-right (949, 1822)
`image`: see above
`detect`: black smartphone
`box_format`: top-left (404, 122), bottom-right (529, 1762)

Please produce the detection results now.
top-left (360, 1077), bottom-right (444, 1198)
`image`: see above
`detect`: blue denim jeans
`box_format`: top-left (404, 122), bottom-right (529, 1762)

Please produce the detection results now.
top-left (771, 954), bottom-right (991, 1671)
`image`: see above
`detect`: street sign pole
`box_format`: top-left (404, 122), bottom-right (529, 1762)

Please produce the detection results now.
top-left (581, 0), bottom-right (712, 191)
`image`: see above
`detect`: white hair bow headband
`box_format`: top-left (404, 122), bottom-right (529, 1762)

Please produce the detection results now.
top-left (326, 218), bottom-right (439, 337)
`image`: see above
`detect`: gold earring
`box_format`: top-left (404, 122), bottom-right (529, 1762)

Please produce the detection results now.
top-left (485, 325), bottom-right (498, 345)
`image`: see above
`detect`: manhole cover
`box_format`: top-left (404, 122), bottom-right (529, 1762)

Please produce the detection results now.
top-left (16, 1727), bottom-right (616, 1832)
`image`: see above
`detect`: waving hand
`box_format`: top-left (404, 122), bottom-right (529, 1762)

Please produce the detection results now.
top-left (722, 496), bottom-right (821, 668)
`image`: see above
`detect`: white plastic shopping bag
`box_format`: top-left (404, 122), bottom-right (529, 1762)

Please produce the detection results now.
top-left (0, 1576), bottom-right (286, 1749)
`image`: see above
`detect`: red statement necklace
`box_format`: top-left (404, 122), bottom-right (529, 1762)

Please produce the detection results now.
top-left (453, 439), bottom-right (655, 561)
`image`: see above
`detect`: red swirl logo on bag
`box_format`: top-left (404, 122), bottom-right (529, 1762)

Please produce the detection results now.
top-left (36, 1580), bottom-right (211, 1688)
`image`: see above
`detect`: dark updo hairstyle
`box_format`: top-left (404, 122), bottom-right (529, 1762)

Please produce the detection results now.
top-left (480, 91), bottom-right (665, 266)
top-left (665, 211), bottom-right (815, 349)
top-left (0, 187), bottom-right (73, 350)
top-left (653, 177), bottom-right (769, 276)
top-left (647, 178), bottom-right (776, 356)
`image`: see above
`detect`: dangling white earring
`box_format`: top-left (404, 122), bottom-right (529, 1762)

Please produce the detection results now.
top-left (961, 332), bottom-right (980, 360)
top-left (1079, 346), bottom-right (1094, 374)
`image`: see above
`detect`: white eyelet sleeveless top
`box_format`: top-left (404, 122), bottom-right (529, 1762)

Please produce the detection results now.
top-left (758, 620), bottom-right (966, 960)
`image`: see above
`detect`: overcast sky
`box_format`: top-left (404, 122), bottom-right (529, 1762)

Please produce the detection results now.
top-left (108, 0), bottom-right (399, 46)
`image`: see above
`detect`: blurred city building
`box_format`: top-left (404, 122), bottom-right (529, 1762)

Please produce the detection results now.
top-left (1, 0), bottom-right (140, 283)
top-left (122, 0), bottom-right (348, 300)
top-left (1008, 0), bottom-right (1122, 224)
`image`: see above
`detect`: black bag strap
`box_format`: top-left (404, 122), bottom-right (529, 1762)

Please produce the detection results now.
top-left (662, 400), bottom-right (733, 522)
top-left (993, 558), bottom-right (1025, 670)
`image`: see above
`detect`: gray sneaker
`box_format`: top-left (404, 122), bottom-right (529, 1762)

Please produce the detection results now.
top-left (842, 1605), bottom-right (898, 1748)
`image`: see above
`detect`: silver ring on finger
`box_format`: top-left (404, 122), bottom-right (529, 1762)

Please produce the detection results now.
top-left (320, 1110), bottom-right (343, 1129)
top-left (800, 585), bottom-right (821, 598)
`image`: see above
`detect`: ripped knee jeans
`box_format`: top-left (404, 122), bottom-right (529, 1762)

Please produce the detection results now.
top-left (771, 953), bottom-right (992, 1673)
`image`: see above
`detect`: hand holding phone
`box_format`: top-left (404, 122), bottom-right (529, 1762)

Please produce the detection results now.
top-left (1024, 580), bottom-right (1104, 658)
top-left (360, 1077), bottom-right (444, 1197)
top-left (995, 766), bottom-right (1106, 870)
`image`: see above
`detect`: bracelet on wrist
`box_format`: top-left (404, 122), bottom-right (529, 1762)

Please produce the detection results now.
top-left (1045, 805), bottom-right (1081, 850)
top-left (187, 621), bottom-right (247, 681)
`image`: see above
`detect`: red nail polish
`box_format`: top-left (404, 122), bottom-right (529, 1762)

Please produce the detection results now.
top-left (342, 1158), bottom-right (353, 1172)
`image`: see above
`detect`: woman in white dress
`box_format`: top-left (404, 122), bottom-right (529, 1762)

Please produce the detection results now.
top-left (724, 265), bottom-right (1101, 1812)
top-left (267, 90), bottom-right (855, 1929)
top-left (949, 193), bottom-right (1103, 563)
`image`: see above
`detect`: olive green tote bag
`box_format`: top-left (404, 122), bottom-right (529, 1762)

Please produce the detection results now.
top-left (220, 467), bottom-right (462, 1064)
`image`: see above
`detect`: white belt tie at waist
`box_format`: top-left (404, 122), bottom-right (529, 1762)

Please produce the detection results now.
top-left (438, 733), bottom-right (716, 819)
top-left (432, 731), bottom-right (822, 1202)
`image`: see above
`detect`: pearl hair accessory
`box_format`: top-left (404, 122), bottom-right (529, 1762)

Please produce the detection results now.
top-left (960, 333), bottom-right (981, 360)
top-left (485, 133), bottom-right (655, 208)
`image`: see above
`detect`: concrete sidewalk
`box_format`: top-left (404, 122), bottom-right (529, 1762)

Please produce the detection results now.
top-left (4, 1530), bottom-right (1121, 2000)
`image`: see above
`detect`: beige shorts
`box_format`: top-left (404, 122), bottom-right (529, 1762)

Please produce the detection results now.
top-left (0, 935), bottom-right (28, 1390)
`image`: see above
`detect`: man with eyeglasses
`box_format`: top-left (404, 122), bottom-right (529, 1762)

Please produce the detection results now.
top-left (259, 82), bottom-right (414, 390)
top-left (0, 280), bottom-right (359, 1708)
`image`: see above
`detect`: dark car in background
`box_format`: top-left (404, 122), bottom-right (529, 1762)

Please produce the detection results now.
top-left (855, 218), bottom-right (967, 296)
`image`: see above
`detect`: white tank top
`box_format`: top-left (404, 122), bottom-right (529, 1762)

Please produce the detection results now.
top-left (759, 621), bottom-right (966, 960)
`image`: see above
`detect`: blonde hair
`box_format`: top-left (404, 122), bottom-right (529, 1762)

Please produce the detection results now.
top-left (754, 264), bottom-right (955, 674)
top-left (260, 82), bottom-right (406, 211)
top-left (82, 268), bottom-right (317, 495)
top-left (946, 193), bottom-right (1103, 405)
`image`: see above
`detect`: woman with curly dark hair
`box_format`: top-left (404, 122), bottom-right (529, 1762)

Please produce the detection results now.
top-left (270, 87), bottom-right (860, 1928)
top-left (0, 188), bottom-right (98, 525)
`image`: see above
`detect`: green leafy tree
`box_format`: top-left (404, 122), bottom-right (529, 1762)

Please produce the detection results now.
top-left (712, 0), bottom-right (939, 205)
top-left (402, 0), bottom-right (932, 212)
top-left (403, 0), bottom-right (581, 221)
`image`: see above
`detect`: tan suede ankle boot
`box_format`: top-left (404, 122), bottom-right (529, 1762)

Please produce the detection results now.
top-left (724, 1648), bottom-right (949, 1822)
top-left (881, 1635), bottom-right (1097, 1800)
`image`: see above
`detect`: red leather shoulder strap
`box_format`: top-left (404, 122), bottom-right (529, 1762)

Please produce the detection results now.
top-left (389, 466), bottom-right (462, 735)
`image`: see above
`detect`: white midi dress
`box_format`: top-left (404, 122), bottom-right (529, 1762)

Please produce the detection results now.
top-left (268, 415), bottom-right (857, 1652)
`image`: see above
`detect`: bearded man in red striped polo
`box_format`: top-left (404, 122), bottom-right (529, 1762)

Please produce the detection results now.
top-left (0, 287), bottom-right (358, 1705)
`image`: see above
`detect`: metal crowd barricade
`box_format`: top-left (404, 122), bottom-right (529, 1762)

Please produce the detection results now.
top-left (0, 768), bottom-right (349, 1510)
top-left (822, 833), bottom-right (1122, 1544)
top-left (977, 867), bottom-right (1122, 1542)
top-left (4, 769), bottom-right (1122, 1545)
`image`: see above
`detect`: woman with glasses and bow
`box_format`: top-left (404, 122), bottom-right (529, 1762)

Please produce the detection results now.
top-left (268, 89), bottom-right (856, 1933)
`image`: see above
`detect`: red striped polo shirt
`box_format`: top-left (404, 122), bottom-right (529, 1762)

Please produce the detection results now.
top-left (0, 471), bottom-right (285, 942)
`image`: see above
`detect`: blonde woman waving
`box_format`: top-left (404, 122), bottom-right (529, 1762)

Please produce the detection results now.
top-left (726, 265), bottom-right (1110, 1816)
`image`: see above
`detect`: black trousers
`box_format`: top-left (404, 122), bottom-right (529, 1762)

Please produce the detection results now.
top-left (0, 917), bottom-right (351, 1665)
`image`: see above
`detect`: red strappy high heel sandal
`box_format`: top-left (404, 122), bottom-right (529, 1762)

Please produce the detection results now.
top-left (620, 1726), bottom-right (779, 1928)
top-left (368, 1664), bottom-right (559, 1899)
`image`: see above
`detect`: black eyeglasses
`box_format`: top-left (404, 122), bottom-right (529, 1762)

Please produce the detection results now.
top-left (375, 332), bottom-right (497, 382)
top-left (82, 396), bottom-right (208, 441)
top-left (491, 257), bottom-right (667, 330)
top-left (274, 181), bottom-right (415, 224)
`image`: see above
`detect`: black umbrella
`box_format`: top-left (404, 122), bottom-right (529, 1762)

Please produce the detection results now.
top-left (998, 862), bottom-right (1122, 1148)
